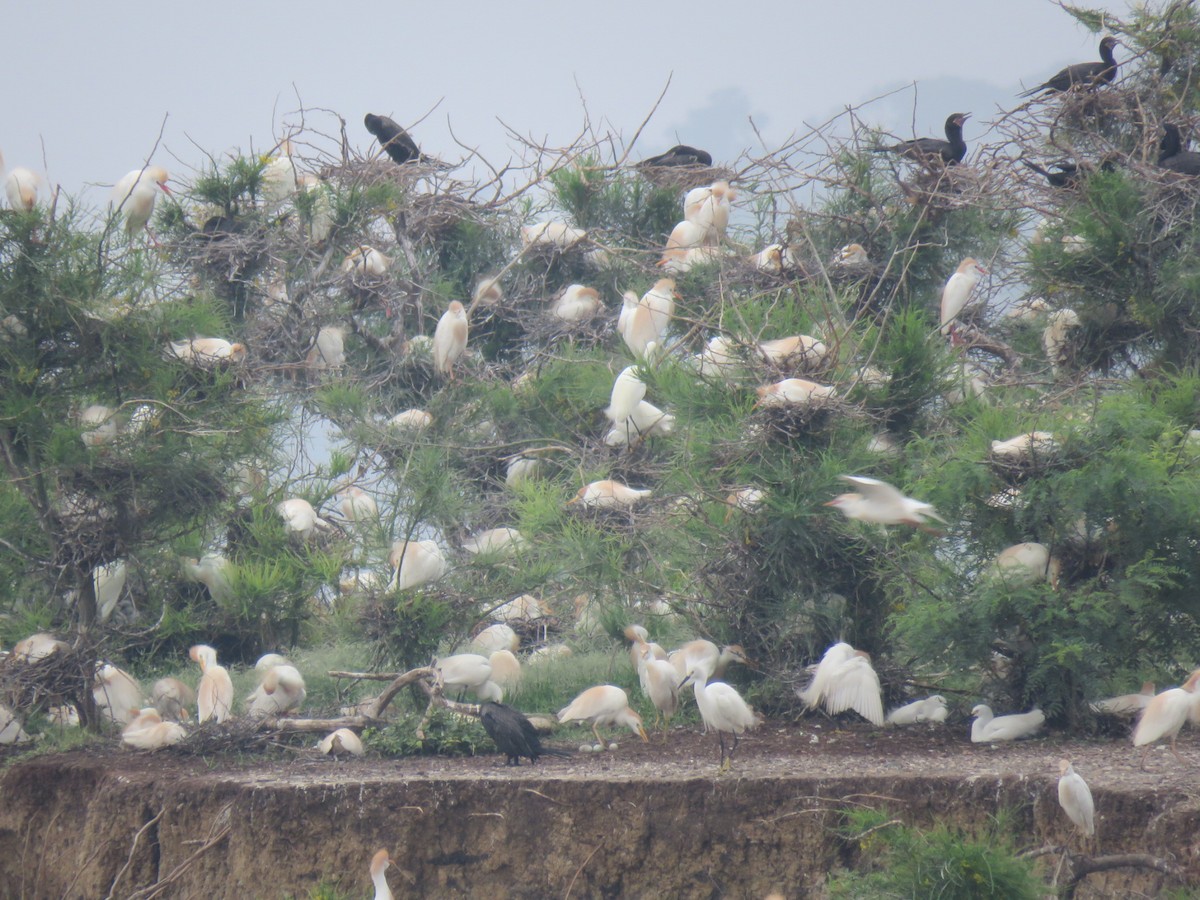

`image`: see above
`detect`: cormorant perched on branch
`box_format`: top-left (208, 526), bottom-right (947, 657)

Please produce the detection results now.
top-left (1020, 36), bottom-right (1121, 97)
top-left (638, 145), bottom-right (713, 168)
top-left (873, 113), bottom-right (969, 166)
top-left (364, 113), bottom-right (447, 167)
top-left (479, 702), bottom-right (572, 766)
top-left (1158, 123), bottom-right (1200, 175)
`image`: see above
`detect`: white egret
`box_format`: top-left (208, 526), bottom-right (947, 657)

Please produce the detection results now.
top-left (558, 685), bottom-right (648, 747)
top-left (970, 705), bottom-right (1045, 742)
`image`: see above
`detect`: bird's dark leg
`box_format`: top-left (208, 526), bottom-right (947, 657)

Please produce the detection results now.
top-left (730, 731), bottom-right (740, 759)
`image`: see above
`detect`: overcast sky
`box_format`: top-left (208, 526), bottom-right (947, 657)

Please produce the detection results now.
top-left (5, 1), bottom-right (1126, 206)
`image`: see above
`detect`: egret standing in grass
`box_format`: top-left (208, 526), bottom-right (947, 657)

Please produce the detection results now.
top-left (681, 660), bottom-right (757, 770)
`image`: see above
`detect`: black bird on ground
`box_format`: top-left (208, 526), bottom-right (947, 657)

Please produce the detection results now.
top-left (874, 113), bottom-right (969, 166)
top-left (364, 113), bottom-right (447, 167)
top-left (479, 701), bottom-right (572, 766)
top-left (638, 144), bottom-right (713, 168)
top-left (1022, 159), bottom-right (1083, 189)
top-left (1158, 123), bottom-right (1200, 175)
top-left (1020, 36), bottom-right (1121, 97)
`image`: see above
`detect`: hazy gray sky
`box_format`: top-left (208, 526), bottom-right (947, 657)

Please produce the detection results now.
top-left (6, 1), bottom-right (1126, 204)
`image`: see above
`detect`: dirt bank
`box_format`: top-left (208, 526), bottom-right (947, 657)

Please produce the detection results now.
top-left (1, 722), bottom-right (1197, 898)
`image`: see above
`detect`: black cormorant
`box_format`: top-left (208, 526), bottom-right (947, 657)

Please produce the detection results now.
top-left (1020, 36), bottom-right (1120, 97)
top-left (874, 113), bottom-right (969, 166)
top-left (479, 701), bottom-right (571, 766)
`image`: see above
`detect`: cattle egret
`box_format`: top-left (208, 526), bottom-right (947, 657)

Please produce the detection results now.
top-left (167, 338), bottom-right (246, 368)
top-left (306, 326), bottom-right (346, 371)
top-left (5, 167), bottom-right (39, 211)
top-left (432, 301), bottom-right (469, 379)
top-left (939, 258), bottom-right (988, 336)
top-left (683, 660), bottom-right (757, 769)
top-left (605, 400), bottom-right (675, 448)
top-left (664, 219), bottom-right (708, 253)
top-left (151, 677), bottom-right (195, 721)
top-left (341, 246), bottom-right (391, 276)
top-left (970, 704), bottom-right (1045, 742)
top-left (528, 644), bottom-right (573, 664)
top-left (247, 664), bottom-right (306, 717)
top-left (487, 649), bottom-right (522, 689)
top-left (697, 335), bottom-right (740, 378)
top-left (755, 378), bottom-right (835, 408)
top-left (660, 245), bottom-right (726, 274)
top-left (625, 625), bottom-right (668, 684)
top-left (797, 642), bottom-right (884, 726)
top-left (1133, 669), bottom-right (1200, 765)
top-left (260, 140), bottom-right (297, 212)
top-left (1057, 759), bottom-right (1096, 838)
top-left (436, 653), bottom-right (503, 702)
top-left (551, 284), bottom-right (601, 321)
top-left (472, 624), bottom-right (519, 654)
top-left (990, 542), bottom-right (1061, 588)
top-left (370, 849), bottom-right (394, 900)
top-left (111, 167), bottom-right (170, 236)
top-left (276, 498), bottom-right (331, 539)
top-left (78, 404), bottom-right (118, 447)
top-left (1043, 309), bottom-right (1081, 374)
top-left (683, 181), bottom-right (734, 243)
top-left (0, 703), bottom-right (31, 744)
top-left (505, 456), bottom-right (542, 487)
top-left (826, 475), bottom-right (947, 533)
top-left (387, 539), bottom-right (448, 591)
top-left (122, 708), bottom-right (187, 751)
top-left (190, 645), bottom-right (233, 723)
top-left (494, 594), bottom-right (544, 622)
top-left (558, 685), bottom-right (648, 747)
top-left (832, 243), bottom-right (870, 269)
top-left (93, 663), bottom-right (143, 726)
top-left (606, 365), bottom-right (647, 424)
top-left (182, 553), bottom-right (233, 602)
top-left (726, 488), bottom-right (765, 517)
top-left (1091, 681), bottom-right (1155, 717)
top-left (318, 727), bottom-right (365, 756)
top-left (750, 245), bottom-right (784, 274)
top-left (619, 300), bottom-right (659, 358)
top-left (334, 486), bottom-right (378, 523)
top-left (668, 641), bottom-right (749, 682)
top-left (757, 335), bottom-right (829, 371)
top-left (641, 278), bottom-right (677, 338)
top-left (643, 653), bottom-right (681, 733)
top-left (886, 695), bottom-right (948, 725)
top-left (990, 432), bottom-right (1058, 463)
top-left (521, 221), bottom-right (587, 251)
top-left (462, 527), bottom-right (525, 557)
top-left (388, 409), bottom-right (432, 431)
top-left (480, 701), bottom-right (570, 765)
top-left (11, 632), bottom-right (67, 661)
top-left (568, 480), bottom-right (652, 509)
top-left (93, 559), bottom-right (126, 624)
top-left (296, 173), bottom-right (334, 243)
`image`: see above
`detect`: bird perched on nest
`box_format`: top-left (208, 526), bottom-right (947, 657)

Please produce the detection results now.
top-left (568, 480), bottom-right (652, 509)
top-left (318, 728), bottom-right (365, 756)
top-left (970, 705), bottom-right (1044, 742)
top-left (167, 338), bottom-right (246, 368)
top-left (874, 113), bottom-right (969, 166)
top-left (638, 145), bottom-right (712, 168)
top-left (246, 664), bottom-right (306, 717)
top-left (797, 641), bottom-right (884, 726)
top-left (825, 475), bottom-right (947, 534)
top-left (1020, 36), bottom-right (1120, 97)
top-left (1158, 123), bottom-right (1200, 176)
top-left (276, 498), bottom-right (332, 540)
top-left (122, 708), bottom-right (186, 751)
top-left (189, 644), bottom-right (233, 724)
top-left (364, 113), bottom-right (445, 166)
top-left (110, 166), bottom-right (171, 236)
top-left (755, 377), bottom-right (835, 409)
top-left (387, 539), bottom-right (447, 591)
top-left (480, 701), bottom-right (571, 766)
top-left (1022, 159), bottom-right (1084, 189)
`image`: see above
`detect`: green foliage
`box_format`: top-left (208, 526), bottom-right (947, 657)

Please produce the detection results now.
top-left (827, 808), bottom-right (1043, 900)
top-left (366, 707), bottom-right (489, 757)
top-left (549, 160), bottom-right (680, 244)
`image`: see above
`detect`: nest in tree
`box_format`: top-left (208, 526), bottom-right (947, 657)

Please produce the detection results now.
top-left (171, 716), bottom-right (285, 755)
top-left (752, 396), bottom-right (851, 442)
top-left (635, 164), bottom-right (736, 193)
top-left (0, 642), bottom-right (97, 719)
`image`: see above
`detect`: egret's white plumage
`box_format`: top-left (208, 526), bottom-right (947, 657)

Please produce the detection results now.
top-left (606, 365), bottom-right (647, 424)
top-left (436, 653), bottom-right (503, 702)
top-left (755, 378), bottom-right (835, 408)
top-left (462, 527), bottom-right (525, 557)
top-left (552, 284), bottom-right (601, 321)
top-left (276, 498), bottom-right (331, 539)
top-left (0, 703), bottom-right (31, 744)
top-left (990, 432), bottom-right (1059, 462)
top-left (151, 677), bottom-right (195, 721)
top-left (939, 258), bottom-right (987, 335)
top-left (797, 642), bottom-right (884, 726)
top-left (432, 301), bottom-right (469, 379)
top-left (111, 167), bottom-right (170, 235)
top-left (970, 705), bottom-right (1045, 742)
top-left (886, 695), bottom-right (948, 725)
top-left (246, 664), bottom-right (306, 717)
top-left (1133, 669), bottom-right (1200, 764)
top-left (568, 480), bottom-right (652, 509)
top-left (306, 326), bottom-right (346, 371)
top-left (190, 645), bottom-right (233, 724)
top-left (387, 539), bottom-right (448, 591)
top-left (756, 335), bottom-right (829, 371)
top-left (558, 685), bottom-right (648, 746)
top-left (370, 849), bottom-right (394, 900)
top-left (1091, 681), bottom-right (1155, 717)
top-left (471, 623), bottom-right (519, 654)
top-left (334, 485), bottom-right (378, 523)
top-left (5, 167), bottom-right (39, 211)
top-left (341, 246), bottom-right (390, 276)
top-left (122, 708), bottom-right (187, 751)
top-left (604, 400), bottom-right (675, 447)
top-left (990, 542), bottom-right (1062, 588)
top-left (1057, 759), bottom-right (1095, 837)
top-left (683, 658), bottom-right (758, 768)
top-left (521, 221), bottom-right (587, 251)
top-left (825, 475), bottom-right (947, 532)
top-left (93, 663), bottom-right (143, 726)
top-left (387, 409), bottom-right (432, 431)
top-left (319, 727), bottom-right (365, 756)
